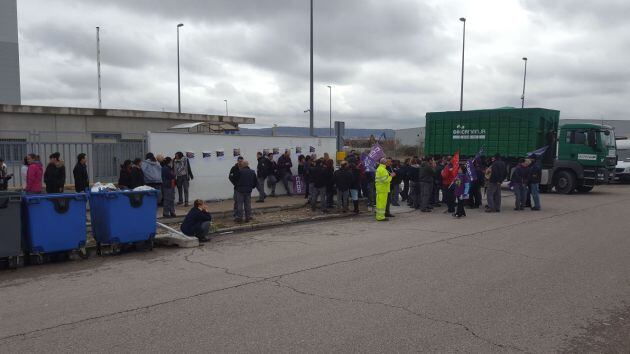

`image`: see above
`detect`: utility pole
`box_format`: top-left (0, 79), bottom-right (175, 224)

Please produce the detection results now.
top-left (309, 0), bottom-right (314, 136)
top-left (177, 23), bottom-right (184, 113)
top-left (459, 17), bottom-right (466, 111)
top-left (327, 85), bottom-right (332, 136)
top-left (521, 57), bottom-right (528, 109)
top-left (96, 26), bottom-right (102, 109)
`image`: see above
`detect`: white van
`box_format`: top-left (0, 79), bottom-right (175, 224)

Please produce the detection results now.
top-left (615, 139), bottom-right (630, 182)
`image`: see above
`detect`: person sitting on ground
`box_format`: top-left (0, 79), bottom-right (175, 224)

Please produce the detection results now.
top-left (73, 153), bottom-right (89, 192)
top-left (181, 199), bottom-right (213, 242)
top-left (161, 156), bottom-right (177, 218)
top-left (0, 157), bottom-right (13, 191)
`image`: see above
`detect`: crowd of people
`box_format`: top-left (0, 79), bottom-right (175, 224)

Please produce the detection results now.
top-left (2, 148), bottom-right (544, 242)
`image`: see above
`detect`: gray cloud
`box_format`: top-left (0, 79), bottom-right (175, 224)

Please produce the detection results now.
top-left (14, 0), bottom-right (630, 128)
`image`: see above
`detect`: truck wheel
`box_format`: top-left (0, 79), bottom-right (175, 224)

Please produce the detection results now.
top-left (576, 186), bottom-right (593, 193)
top-left (555, 171), bottom-right (575, 194)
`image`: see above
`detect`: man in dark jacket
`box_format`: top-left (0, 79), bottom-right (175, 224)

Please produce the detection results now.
top-left (527, 157), bottom-right (542, 210)
top-left (277, 150), bottom-right (293, 196)
top-left (235, 160), bottom-right (258, 222)
top-left (73, 153), bottom-right (89, 192)
top-left (229, 156), bottom-right (243, 217)
top-left (256, 152), bottom-right (271, 203)
top-left (333, 161), bottom-right (353, 212)
top-left (407, 159), bottom-right (420, 208)
top-left (418, 158), bottom-right (435, 212)
top-left (486, 154), bottom-right (507, 212)
top-left (181, 199), bottom-right (213, 242)
top-left (161, 157), bottom-right (176, 218)
top-left (389, 160), bottom-right (402, 206)
top-left (44, 152), bottom-right (66, 193)
top-left (310, 159), bottom-right (328, 212)
top-left (511, 158), bottom-right (530, 210)
top-left (400, 158), bottom-right (410, 202)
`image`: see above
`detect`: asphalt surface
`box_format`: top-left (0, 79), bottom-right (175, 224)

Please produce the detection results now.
top-left (1, 185), bottom-right (629, 352)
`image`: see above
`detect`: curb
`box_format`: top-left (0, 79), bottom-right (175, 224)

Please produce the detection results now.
top-left (157, 202), bottom-right (309, 225)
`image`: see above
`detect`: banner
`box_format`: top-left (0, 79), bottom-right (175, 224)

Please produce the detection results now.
top-left (292, 175), bottom-right (305, 195)
top-left (362, 143), bottom-right (386, 172)
top-left (527, 145), bottom-right (549, 158)
top-left (465, 147), bottom-right (484, 182)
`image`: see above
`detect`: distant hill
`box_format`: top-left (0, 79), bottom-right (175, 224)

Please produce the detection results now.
top-left (237, 126), bottom-right (395, 139)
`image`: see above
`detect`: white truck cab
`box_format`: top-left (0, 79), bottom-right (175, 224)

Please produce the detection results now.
top-left (615, 139), bottom-right (630, 182)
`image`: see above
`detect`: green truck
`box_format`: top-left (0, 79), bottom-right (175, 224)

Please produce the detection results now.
top-left (424, 108), bottom-right (617, 193)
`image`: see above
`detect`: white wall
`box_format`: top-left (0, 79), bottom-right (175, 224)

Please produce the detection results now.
top-left (147, 132), bottom-right (337, 201)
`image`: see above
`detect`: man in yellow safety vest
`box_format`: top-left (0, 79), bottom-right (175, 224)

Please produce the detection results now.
top-left (375, 158), bottom-right (394, 221)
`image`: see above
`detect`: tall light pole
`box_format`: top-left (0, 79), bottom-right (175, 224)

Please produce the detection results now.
top-left (459, 17), bottom-right (466, 111)
top-left (224, 99), bottom-right (229, 116)
top-left (177, 23), bottom-right (184, 113)
top-left (521, 57), bottom-right (528, 109)
top-left (309, 0), bottom-right (314, 136)
top-left (327, 85), bottom-right (332, 136)
top-left (96, 26), bottom-right (102, 109)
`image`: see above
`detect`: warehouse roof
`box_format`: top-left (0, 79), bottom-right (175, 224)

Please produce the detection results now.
top-left (0, 104), bottom-right (255, 125)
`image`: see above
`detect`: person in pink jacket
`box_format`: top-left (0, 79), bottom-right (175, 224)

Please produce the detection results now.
top-left (25, 154), bottom-right (43, 194)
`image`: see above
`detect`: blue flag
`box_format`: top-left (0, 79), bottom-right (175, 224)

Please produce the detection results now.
top-left (465, 147), bottom-right (484, 182)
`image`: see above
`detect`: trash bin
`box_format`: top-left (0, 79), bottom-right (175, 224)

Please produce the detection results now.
top-left (88, 190), bottom-right (157, 253)
top-left (0, 192), bottom-right (24, 268)
top-left (22, 193), bottom-right (88, 262)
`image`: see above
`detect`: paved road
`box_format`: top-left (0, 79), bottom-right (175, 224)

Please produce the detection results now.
top-left (1, 185), bottom-right (629, 352)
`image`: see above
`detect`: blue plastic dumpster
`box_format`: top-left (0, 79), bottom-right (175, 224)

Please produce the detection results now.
top-left (88, 190), bottom-right (157, 253)
top-left (0, 192), bottom-right (24, 268)
top-left (22, 193), bottom-right (88, 262)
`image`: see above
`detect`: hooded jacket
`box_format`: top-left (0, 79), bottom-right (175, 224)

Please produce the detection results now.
top-left (142, 159), bottom-right (162, 184)
top-left (44, 160), bottom-right (65, 193)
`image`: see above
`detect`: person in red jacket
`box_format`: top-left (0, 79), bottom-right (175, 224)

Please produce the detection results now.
top-left (441, 151), bottom-right (459, 214)
top-left (25, 154), bottom-right (43, 194)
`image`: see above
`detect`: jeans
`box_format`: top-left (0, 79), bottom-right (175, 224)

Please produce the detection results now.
top-left (308, 182), bottom-right (315, 204)
top-left (280, 173), bottom-right (292, 195)
top-left (513, 184), bottom-right (527, 209)
top-left (420, 182), bottom-right (433, 210)
top-left (337, 189), bottom-right (349, 211)
top-left (390, 183), bottom-right (400, 206)
top-left (529, 183), bottom-right (541, 209)
top-left (176, 176), bottom-right (189, 204)
top-left (487, 182), bottom-right (502, 212)
top-left (196, 221), bottom-right (212, 239)
top-left (367, 180), bottom-right (375, 207)
top-left (408, 181), bottom-right (419, 207)
top-left (455, 197), bottom-right (466, 216)
top-left (385, 192), bottom-right (391, 215)
top-left (350, 189), bottom-right (359, 201)
top-left (401, 179), bottom-right (409, 201)
top-left (444, 187), bottom-right (456, 213)
top-left (256, 176), bottom-right (267, 201)
top-left (311, 187), bottom-right (327, 211)
top-left (235, 192), bottom-right (252, 220)
top-left (162, 187), bottom-right (176, 217)
top-left (233, 188), bottom-right (238, 217)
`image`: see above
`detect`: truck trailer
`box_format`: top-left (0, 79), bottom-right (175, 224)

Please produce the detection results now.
top-left (424, 108), bottom-right (617, 194)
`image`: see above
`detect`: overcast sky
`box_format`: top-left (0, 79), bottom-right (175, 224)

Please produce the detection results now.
top-left (16, 0), bottom-right (630, 128)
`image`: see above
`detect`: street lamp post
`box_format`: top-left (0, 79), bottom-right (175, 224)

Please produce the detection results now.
top-left (521, 57), bottom-right (528, 109)
top-left (309, 0), bottom-right (314, 136)
top-left (96, 26), bottom-right (102, 109)
top-left (177, 23), bottom-right (184, 113)
top-left (327, 85), bottom-right (332, 136)
top-left (224, 99), bottom-right (229, 116)
top-left (459, 17), bottom-right (466, 111)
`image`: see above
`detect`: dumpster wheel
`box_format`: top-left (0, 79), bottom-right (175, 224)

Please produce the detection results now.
top-left (8, 255), bottom-right (24, 269)
top-left (76, 247), bottom-right (89, 259)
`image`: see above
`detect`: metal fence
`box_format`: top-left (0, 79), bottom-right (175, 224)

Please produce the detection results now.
top-left (0, 140), bottom-right (146, 189)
